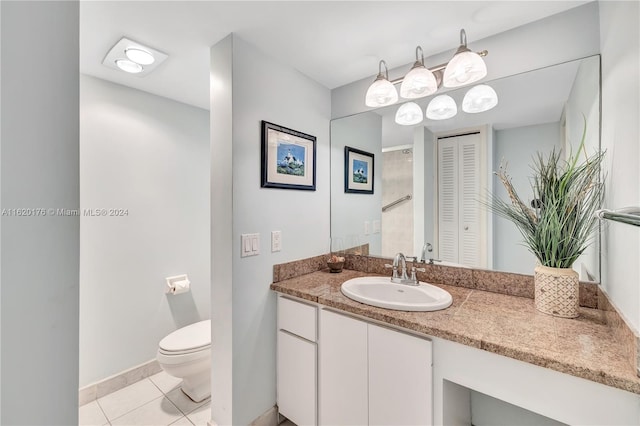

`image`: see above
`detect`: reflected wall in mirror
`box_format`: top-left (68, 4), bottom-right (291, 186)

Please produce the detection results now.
top-left (330, 55), bottom-right (601, 281)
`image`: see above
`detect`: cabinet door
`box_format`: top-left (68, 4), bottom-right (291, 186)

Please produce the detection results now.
top-left (278, 330), bottom-right (317, 426)
top-left (319, 309), bottom-right (368, 426)
top-left (368, 324), bottom-right (432, 426)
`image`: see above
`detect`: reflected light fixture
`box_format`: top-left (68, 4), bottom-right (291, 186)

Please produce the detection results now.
top-left (365, 60), bottom-right (398, 107)
top-left (395, 102), bottom-right (424, 125)
top-left (394, 83), bottom-right (498, 124)
top-left (426, 95), bottom-right (458, 120)
top-left (462, 84), bottom-right (498, 113)
top-left (443, 29), bottom-right (488, 88)
top-left (400, 46), bottom-right (438, 99)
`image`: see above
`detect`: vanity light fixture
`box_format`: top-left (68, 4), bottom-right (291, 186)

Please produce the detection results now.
top-left (399, 46), bottom-right (438, 99)
top-left (462, 84), bottom-right (498, 113)
top-left (102, 37), bottom-right (168, 77)
top-left (395, 102), bottom-right (424, 126)
top-left (443, 29), bottom-right (488, 88)
top-left (365, 29), bottom-right (488, 107)
top-left (365, 60), bottom-right (398, 107)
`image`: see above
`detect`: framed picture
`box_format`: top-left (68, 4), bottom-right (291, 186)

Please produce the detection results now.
top-left (261, 121), bottom-right (316, 191)
top-left (344, 146), bottom-right (374, 194)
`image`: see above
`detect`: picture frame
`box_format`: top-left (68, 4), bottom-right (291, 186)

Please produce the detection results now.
top-left (261, 121), bottom-right (316, 191)
top-left (344, 146), bottom-right (374, 194)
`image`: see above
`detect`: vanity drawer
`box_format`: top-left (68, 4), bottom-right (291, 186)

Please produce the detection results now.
top-left (278, 296), bottom-right (317, 342)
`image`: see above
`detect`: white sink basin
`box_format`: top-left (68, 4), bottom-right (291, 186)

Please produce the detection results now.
top-left (341, 276), bottom-right (453, 312)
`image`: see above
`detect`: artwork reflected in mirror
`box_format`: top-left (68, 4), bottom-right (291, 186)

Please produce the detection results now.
top-left (330, 55), bottom-right (601, 281)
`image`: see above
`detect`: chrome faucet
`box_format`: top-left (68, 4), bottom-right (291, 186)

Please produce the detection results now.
top-left (420, 243), bottom-right (433, 263)
top-left (420, 242), bottom-right (441, 265)
top-left (385, 252), bottom-right (424, 286)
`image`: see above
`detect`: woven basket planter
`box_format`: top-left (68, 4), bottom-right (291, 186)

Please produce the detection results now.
top-left (534, 265), bottom-right (579, 318)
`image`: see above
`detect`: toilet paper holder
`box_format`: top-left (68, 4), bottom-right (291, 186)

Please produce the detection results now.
top-left (165, 274), bottom-right (191, 295)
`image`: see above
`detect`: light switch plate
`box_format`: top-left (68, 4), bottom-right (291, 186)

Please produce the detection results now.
top-left (271, 230), bottom-right (282, 252)
top-left (373, 220), bottom-right (381, 234)
top-left (241, 233), bottom-right (260, 257)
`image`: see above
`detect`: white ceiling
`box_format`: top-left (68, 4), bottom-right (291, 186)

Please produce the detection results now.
top-left (80, 1), bottom-right (588, 110)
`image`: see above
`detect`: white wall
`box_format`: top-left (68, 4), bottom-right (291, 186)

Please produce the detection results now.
top-left (1, 2), bottom-right (79, 424)
top-left (381, 114), bottom-right (413, 149)
top-left (331, 113), bottom-right (382, 255)
top-left (79, 75), bottom-right (210, 386)
top-left (210, 34), bottom-right (331, 425)
top-left (209, 34), bottom-right (234, 424)
top-left (331, 2), bottom-right (600, 119)
top-left (599, 0), bottom-right (640, 331)
top-left (493, 122), bottom-right (562, 275)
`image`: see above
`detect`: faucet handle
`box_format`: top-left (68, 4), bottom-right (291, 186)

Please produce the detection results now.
top-left (409, 266), bottom-right (426, 284)
top-left (384, 263), bottom-right (394, 269)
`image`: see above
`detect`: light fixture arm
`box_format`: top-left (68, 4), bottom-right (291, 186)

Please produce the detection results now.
top-left (460, 28), bottom-right (467, 47)
top-left (415, 46), bottom-right (425, 66)
top-left (376, 59), bottom-right (390, 81)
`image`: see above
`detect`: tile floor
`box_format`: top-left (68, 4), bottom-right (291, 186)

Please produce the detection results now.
top-left (79, 371), bottom-right (211, 426)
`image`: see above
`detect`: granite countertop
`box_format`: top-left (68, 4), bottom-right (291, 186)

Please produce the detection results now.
top-left (270, 268), bottom-right (640, 395)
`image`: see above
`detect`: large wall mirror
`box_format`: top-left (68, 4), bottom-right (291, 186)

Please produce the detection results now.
top-left (330, 55), bottom-right (601, 281)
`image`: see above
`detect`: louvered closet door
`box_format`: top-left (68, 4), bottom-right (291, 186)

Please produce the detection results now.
top-left (437, 139), bottom-right (459, 263)
top-left (437, 133), bottom-right (483, 267)
top-left (459, 135), bottom-right (481, 266)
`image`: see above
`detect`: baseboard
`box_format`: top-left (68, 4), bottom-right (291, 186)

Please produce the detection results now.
top-left (250, 405), bottom-right (280, 426)
top-left (78, 358), bottom-right (162, 406)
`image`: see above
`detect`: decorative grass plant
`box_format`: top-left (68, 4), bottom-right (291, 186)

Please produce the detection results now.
top-left (489, 124), bottom-right (604, 269)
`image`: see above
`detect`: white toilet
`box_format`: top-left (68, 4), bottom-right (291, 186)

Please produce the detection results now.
top-left (157, 319), bottom-right (211, 402)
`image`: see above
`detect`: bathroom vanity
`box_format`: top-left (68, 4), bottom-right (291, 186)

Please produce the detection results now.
top-left (272, 268), bottom-right (640, 426)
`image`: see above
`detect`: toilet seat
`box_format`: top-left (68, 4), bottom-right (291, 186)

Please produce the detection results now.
top-left (159, 320), bottom-right (211, 355)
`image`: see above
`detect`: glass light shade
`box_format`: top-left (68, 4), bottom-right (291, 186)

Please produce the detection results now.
top-left (115, 59), bottom-right (143, 74)
top-left (443, 51), bottom-right (487, 88)
top-left (125, 47), bottom-right (155, 65)
top-left (400, 66), bottom-right (438, 99)
top-left (426, 95), bottom-right (457, 120)
top-left (365, 77), bottom-right (398, 107)
top-left (462, 84), bottom-right (498, 113)
top-left (395, 102), bottom-right (424, 126)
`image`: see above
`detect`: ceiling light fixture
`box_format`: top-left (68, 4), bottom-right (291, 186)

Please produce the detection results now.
top-left (102, 37), bottom-right (168, 77)
top-left (125, 47), bottom-right (155, 65)
top-left (365, 29), bottom-right (487, 108)
top-left (115, 59), bottom-right (143, 74)
top-left (365, 60), bottom-right (398, 107)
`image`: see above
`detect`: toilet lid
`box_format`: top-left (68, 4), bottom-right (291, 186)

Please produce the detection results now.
top-left (159, 319), bottom-right (211, 353)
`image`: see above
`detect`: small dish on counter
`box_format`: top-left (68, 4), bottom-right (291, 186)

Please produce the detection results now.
top-left (327, 255), bottom-right (345, 273)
